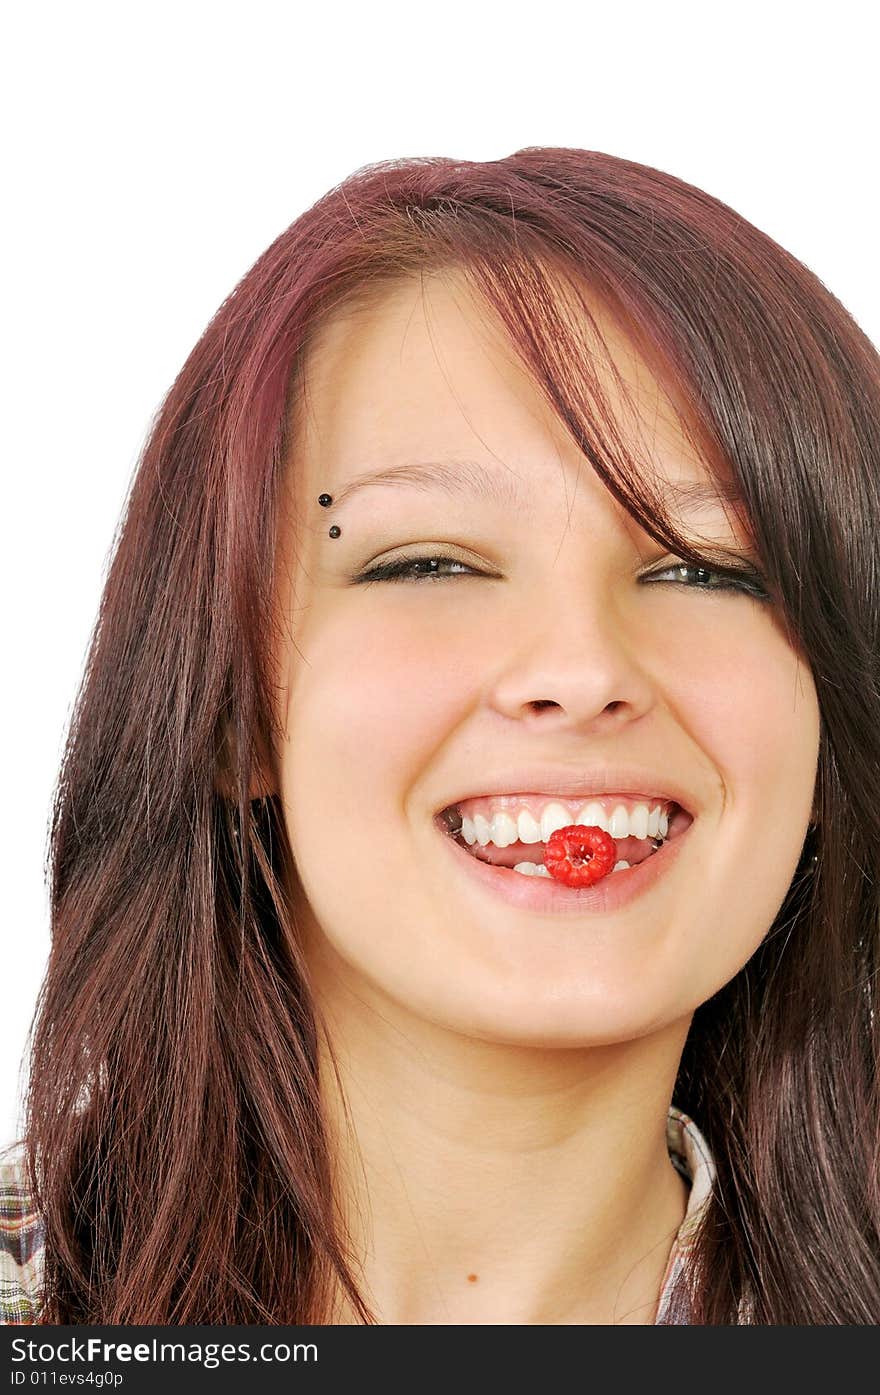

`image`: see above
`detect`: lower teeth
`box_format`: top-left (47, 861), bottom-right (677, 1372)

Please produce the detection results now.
top-left (512, 859), bottom-right (632, 877)
top-left (448, 828), bottom-right (667, 880)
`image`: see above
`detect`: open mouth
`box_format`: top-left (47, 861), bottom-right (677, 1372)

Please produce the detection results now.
top-left (435, 800), bottom-right (693, 879)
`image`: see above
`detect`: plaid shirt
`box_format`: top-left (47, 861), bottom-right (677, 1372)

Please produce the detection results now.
top-left (0, 1144), bottom-right (44, 1325)
top-left (654, 1105), bottom-right (717, 1322)
top-left (0, 1105), bottom-right (716, 1325)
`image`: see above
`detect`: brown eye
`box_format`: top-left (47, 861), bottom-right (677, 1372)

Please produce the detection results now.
top-left (643, 563), bottom-right (769, 599)
top-left (355, 554), bottom-right (483, 584)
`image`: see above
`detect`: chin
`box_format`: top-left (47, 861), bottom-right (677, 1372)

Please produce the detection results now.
top-left (380, 962), bottom-right (677, 1049)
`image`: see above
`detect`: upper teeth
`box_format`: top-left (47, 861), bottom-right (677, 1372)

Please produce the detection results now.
top-left (459, 799), bottom-right (671, 849)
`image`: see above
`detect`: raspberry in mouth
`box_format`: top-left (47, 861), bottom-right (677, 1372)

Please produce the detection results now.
top-left (437, 800), bottom-right (687, 882)
top-left (542, 825), bottom-right (618, 887)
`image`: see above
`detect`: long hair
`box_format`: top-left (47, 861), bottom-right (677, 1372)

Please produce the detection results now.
top-left (20, 148), bottom-right (880, 1322)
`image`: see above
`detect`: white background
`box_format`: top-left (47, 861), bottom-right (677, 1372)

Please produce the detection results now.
top-left (3, 0), bottom-right (877, 1142)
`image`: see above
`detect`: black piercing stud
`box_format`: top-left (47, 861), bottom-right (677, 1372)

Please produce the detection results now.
top-left (318, 493), bottom-right (333, 507)
top-left (329, 525), bottom-right (341, 538)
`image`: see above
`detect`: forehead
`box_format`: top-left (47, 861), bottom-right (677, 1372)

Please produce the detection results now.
top-left (287, 270), bottom-right (738, 525)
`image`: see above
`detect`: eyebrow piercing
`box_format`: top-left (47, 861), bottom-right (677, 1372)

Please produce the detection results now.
top-left (316, 492), bottom-right (341, 537)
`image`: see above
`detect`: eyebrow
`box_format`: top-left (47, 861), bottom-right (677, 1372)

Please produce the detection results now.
top-left (660, 478), bottom-right (743, 508)
top-left (329, 458), bottom-right (526, 510)
top-left (328, 458), bottom-right (742, 512)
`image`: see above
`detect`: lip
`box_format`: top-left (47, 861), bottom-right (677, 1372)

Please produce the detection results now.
top-left (437, 819), bottom-right (691, 916)
top-left (436, 765), bottom-right (699, 818)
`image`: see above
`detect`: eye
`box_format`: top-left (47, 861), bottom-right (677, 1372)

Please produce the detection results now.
top-left (353, 554), bottom-right (483, 584)
top-left (351, 553), bottom-right (771, 600)
top-left (643, 561), bottom-right (770, 599)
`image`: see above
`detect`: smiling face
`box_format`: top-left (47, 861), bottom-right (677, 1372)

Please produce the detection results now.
top-left (269, 269), bottom-right (820, 1046)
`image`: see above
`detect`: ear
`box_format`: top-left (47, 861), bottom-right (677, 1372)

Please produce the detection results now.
top-left (214, 717), bottom-right (277, 801)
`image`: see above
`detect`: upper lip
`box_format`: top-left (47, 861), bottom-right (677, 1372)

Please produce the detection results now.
top-left (437, 765), bottom-right (699, 817)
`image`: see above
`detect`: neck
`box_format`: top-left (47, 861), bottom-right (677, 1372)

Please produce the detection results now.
top-left (312, 964), bottom-right (692, 1325)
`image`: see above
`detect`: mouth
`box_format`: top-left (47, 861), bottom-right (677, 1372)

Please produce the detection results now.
top-left (433, 797), bottom-right (694, 915)
top-left (434, 799), bottom-right (693, 875)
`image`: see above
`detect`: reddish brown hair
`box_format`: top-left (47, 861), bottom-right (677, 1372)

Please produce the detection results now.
top-left (22, 148), bottom-right (880, 1322)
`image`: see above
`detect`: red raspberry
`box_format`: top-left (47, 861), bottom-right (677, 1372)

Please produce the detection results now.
top-left (543, 825), bottom-right (617, 888)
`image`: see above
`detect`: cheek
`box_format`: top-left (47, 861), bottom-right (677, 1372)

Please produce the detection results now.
top-left (284, 605), bottom-right (475, 811)
top-left (663, 609), bottom-right (819, 803)
top-left (662, 609), bottom-right (819, 976)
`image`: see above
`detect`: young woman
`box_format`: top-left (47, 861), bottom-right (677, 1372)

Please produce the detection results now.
top-left (2, 147), bottom-right (878, 1325)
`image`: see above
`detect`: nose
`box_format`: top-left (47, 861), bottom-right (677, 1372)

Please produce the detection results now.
top-left (487, 576), bottom-right (657, 732)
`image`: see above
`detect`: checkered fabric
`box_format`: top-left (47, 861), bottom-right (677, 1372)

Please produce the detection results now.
top-left (654, 1105), bottom-right (717, 1323)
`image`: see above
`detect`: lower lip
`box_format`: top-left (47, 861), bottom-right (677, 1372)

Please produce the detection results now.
top-left (438, 825), bottom-right (690, 916)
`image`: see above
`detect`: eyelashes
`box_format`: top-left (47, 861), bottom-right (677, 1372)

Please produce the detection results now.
top-left (355, 556), bottom-right (480, 584)
top-left (353, 553), bottom-right (771, 600)
top-left (642, 561), bottom-right (771, 600)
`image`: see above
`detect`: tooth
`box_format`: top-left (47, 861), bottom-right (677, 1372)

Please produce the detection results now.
top-left (540, 802), bottom-right (573, 841)
top-left (575, 801), bottom-right (609, 832)
top-left (612, 860), bottom-right (631, 872)
top-left (517, 809), bottom-right (543, 844)
top-left (460, 797), bottom-right (674, 850)
top-left (513, 862), bottom-right (552, 877)
top-left (474, 813), bottom-right (492, 847)
top-left (461, 814), bottom-right (478, 846)
top-left (608, 804), bottom-right (631, 839)
top-left (490, 811), bottom-right (519, 848)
